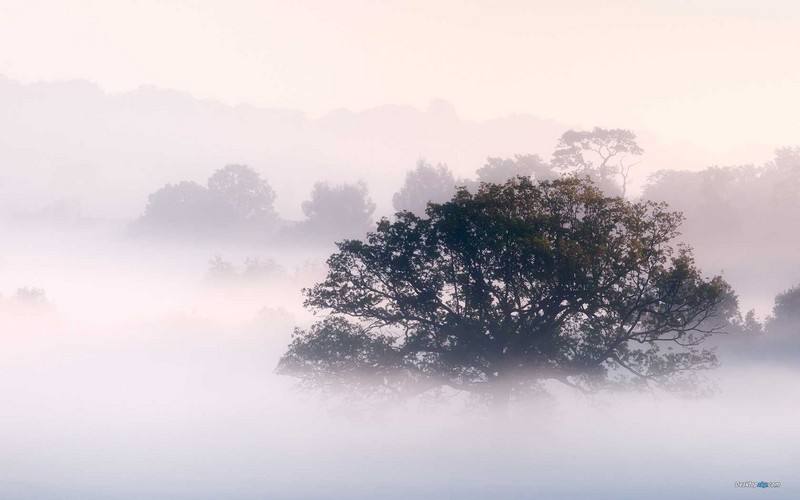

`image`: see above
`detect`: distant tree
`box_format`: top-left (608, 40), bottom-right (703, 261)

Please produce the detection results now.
top-left (643, 166), bottom-right (752, 243)
top-left (392, 160), bottom-right (456, 215)
top-left (642, 149), bottom-right (800, 256)
top-left (766, 285), bottom-right (800, 336)
top-left (300, 181), bottom-right (376, 240)
top-left (552, 128), bottom-right (643, 196)
top-left (139, 181), bottom-right (235, 236)
top-left (765, 147), bottom-right (800, 207)
top-left (278, 177), bottom-right (736, 406)
top-left (207, 164), bottom-right (278, 224)
top-left (736, 310), bottom-right (764, 336)
top-left (137, 164), bottom-right (279, 239)
top-left (475, 154), bottom-right (556, 185)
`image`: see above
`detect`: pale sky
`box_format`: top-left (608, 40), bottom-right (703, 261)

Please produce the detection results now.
top-left (1, 0), bottom-right (799, 153)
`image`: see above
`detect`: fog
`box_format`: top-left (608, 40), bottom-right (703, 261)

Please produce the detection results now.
top-left (0, 76), bottom-right (779, 222)
top-left (2, 1), bottom-right (800, 496)
top-left (2, 198), bottom-right (799, 498)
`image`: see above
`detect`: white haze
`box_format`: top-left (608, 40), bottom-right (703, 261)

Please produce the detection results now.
top-left (0, 76), bottom-right (778, 222)
top-left (1, 220), bottom-right (797, 499)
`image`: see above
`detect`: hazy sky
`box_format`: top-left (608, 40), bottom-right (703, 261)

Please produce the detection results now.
top-left (1, 0), bottom-right (798, 152)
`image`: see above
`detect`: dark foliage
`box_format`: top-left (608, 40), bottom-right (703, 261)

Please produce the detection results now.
top-left (278, 177), bottom-right (736, 404)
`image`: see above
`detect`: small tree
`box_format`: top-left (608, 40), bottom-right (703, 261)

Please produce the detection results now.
top-left (552, 128), bottom-right (643, 197)
top-left (278, 177), bottom-right (736, 405)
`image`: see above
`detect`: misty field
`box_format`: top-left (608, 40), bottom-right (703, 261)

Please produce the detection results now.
top-left (1, 215), bottom-right (797, 499)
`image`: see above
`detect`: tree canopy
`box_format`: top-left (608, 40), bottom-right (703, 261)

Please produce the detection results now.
top-left (475, 154), bottom-right (556, 185)
top-left (392, 160), bottom-right (456, 215)
top-left (139, 180), bottom-right (237, 237)
top-left (299, 181), bottom-right (376, 240)
top-left (137, 164), bottom-right (278, 239)
top-left (766, 284), bottom-right (800, 336)
top-left (552, 128), bottom-right (643, 196)
top-left (207, 164), bottom-right (278, 224)
top-left (278, 177), bottom-right (736, 405)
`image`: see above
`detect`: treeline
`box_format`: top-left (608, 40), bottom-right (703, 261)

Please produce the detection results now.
top-left (132, 164), bottom-right (376, 243)
top-left (132, 127), bottom-right (642, 244)
top-left (644, 147), bottom-right (800, 252)
top-left (131, 128), bottom-right (800, 310)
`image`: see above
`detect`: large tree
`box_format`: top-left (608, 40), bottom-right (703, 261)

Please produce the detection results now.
top-left (278, 177), bottom-right (736, 405)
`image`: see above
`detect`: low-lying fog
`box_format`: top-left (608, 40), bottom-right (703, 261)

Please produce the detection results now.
top-left (1, 220), bottom-right (796, 499)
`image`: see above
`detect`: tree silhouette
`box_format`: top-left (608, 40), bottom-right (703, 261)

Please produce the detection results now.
top-left (207, 164), bottom-right (278, 225)
top-left (299, 181), bottom-right (376, 241)
top-left (552, 128), bottom-right (643, 196)
top-left (475, 154), bottom-right (557, 185)
top-left (766, 284), bottom-right (800, 336)
top-left (137, 165), bottom-right (278, 238)
top-left (278, 177), bottom-right (736, 405)
top-left (139, 181), bottom-right (236, 236)
top-left (392, 160), bottom-right (456, 215)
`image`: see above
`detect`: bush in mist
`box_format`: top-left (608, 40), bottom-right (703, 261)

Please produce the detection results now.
top-left (136, 164), bottom-right (278, 240)
top-left (0, 287), bottom-right (50, 313)
top-left (206, 255), bottom-right (285, 285)
top-left (392, 160), bottom-right (456, 215)
top-left (14, 287), bottom-right (48, 306)
top-left (278, 177), bottom-right (737, 406)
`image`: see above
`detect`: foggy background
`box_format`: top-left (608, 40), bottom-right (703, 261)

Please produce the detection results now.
top-left (1, 1), bottom-right (799, 498)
